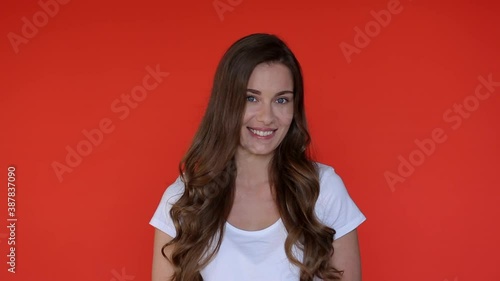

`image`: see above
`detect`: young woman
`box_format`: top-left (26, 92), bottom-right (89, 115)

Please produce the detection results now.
top-left (150, 33), bottom-right (367, 281)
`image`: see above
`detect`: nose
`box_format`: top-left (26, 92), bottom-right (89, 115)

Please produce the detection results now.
top-left (256, 102), bottom-right (274, 125)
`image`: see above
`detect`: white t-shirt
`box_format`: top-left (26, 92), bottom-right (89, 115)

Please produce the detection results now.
top-left (149, 162), bottom-right (367, 281)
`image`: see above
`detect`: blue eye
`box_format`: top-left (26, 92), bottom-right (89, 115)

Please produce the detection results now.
top-left (246, 96), bottom-right (257, 102)
top-left (276, 97), bottom-right (289, 104)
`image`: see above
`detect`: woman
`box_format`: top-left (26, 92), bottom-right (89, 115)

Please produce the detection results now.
top-left (150, 33), bottom-right (366, 281)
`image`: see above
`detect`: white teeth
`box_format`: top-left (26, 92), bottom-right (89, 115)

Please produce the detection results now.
top-left (250, 129), bottom-right (274, 136)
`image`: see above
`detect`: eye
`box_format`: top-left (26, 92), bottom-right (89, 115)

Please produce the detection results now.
top-left (246, 95), bottom-right (257, 102)
top-left (276, 97), bottom-right (289, 104)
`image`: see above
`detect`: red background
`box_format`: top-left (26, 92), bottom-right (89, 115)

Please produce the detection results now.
top-left (1, 0), bottom-right (499, 280)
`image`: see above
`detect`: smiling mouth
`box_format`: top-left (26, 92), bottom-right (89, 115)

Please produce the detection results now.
top-left (248, 128), bottom-right (276, 137)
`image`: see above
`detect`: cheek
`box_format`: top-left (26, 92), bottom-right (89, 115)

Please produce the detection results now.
top-left (276, 107), bottom-right (294, 125)
top-left (242, 106), bottom-right (259, 124)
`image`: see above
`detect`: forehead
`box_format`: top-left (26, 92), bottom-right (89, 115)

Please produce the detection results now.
top-left (246, 63), bottom-right (293, 92)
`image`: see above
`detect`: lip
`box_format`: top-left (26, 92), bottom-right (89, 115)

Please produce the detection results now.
top-left (247, 127), bottom-right (277, 139)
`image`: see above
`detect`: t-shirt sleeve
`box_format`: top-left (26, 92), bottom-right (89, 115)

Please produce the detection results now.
top-left (149, 176), bottom-right (185, 237)
top-left (315, 165), bottom-right (367, 240)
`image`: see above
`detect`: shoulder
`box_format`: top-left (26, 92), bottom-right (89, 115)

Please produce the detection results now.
top-left (160, 175), bottom-right (186, 205)
top-left (312, 161), bottom-right (367, 240)
top-left (313, 161), bottom-right (351, 208)
top-left (315, 161), bottom-right (343, 189)
top-left (149, 175), bottom-right (186, 237)
top-left (315, 161), bottom-right (335, 179)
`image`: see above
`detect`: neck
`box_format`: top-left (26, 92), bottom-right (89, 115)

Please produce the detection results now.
top-left (234, 150), bottom-right (273, 185)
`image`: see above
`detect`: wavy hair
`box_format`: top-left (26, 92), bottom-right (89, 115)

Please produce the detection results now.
top-left (162, 33), bottom-right (344, 280)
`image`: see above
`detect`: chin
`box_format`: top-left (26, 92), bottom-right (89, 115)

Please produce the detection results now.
top-left (237, 145), bottom-right (275, 157)
top-left (251, 150), bottom-right (275, 156)
top-left (253, 144), bottom-right (281, 155)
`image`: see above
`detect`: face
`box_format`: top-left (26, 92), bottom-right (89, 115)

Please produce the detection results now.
top-left (237, 62), bottom-right (294, 158)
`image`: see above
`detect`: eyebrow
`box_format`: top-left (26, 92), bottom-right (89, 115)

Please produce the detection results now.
top-left (246, 89), bottom-right (294, 96)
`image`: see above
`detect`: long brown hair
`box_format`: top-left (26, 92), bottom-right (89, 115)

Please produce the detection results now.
top-left (162, 33), bottom-right (344, 280)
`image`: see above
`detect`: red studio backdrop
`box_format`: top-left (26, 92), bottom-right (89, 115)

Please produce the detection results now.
top-left (1, 0), bottom-right (499, 280)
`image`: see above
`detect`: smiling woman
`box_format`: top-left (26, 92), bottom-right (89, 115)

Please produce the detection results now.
top-left (239, 63), bottom-right (295, 157)
top-left (149, 33), bottom-right (366, 281)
